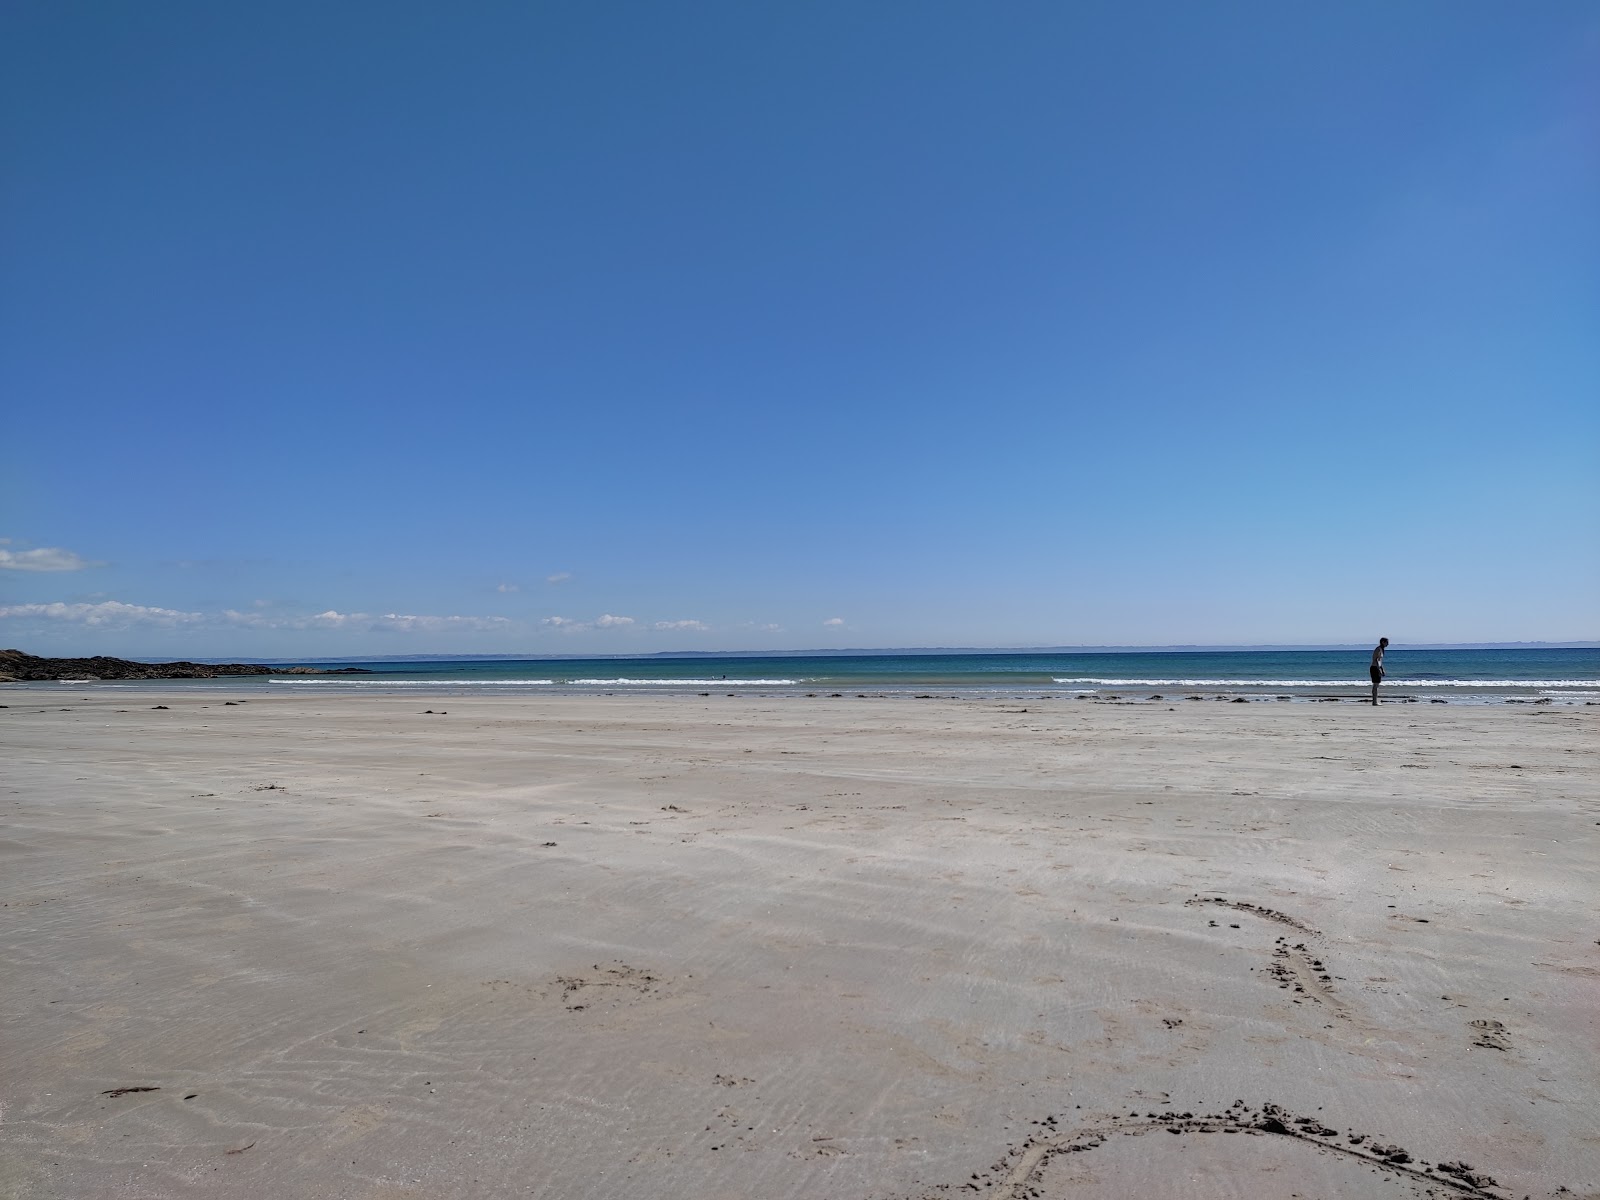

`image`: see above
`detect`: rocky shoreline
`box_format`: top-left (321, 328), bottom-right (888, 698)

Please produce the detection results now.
top-left (0, 649), bottom-right (372, 682)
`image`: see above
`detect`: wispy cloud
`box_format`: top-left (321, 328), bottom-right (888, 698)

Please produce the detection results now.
top-left (0, 599), bottom-right (514, 634)
top-left (541, 613), bottom-right (636, 633)
top-left (546, 572), bottom-right (572, 585)
top-left (496, 582), bottom-right (520, 593)
top-left (823, 617), bottom-right (845, 627)
top-left (0, 600), bottom-right (203, 626)
top-left (2, 597), bottom-right (705, 641)
top-left (223, 609), bottom-right (516, 633)
top-left (0, 542), bottom-right (101, 572)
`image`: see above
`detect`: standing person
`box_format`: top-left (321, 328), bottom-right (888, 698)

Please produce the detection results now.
top-left (1369, 637), bottom-right (1389, 705)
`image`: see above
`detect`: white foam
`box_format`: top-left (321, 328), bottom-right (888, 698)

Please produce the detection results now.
top-left (1050, 678), bottom-right (1596, 688)
top-left (566, 678), bottom-right (799, 687)
top-left (269, 678), bottom-right (554, 686)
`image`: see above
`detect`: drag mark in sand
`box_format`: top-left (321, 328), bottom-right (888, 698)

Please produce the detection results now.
top-left (1267, 936), bottom-right (1347, 1014)
top-left (965, 1102), bottom-right (1510, 1199)
top-left (1184, 895), bottom-right (1318, 935)
top-left (1185, 895), bottom-right (1348, 1016)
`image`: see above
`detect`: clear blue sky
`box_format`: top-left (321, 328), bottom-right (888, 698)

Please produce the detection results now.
top-left (3, 1), bottom-right (1596, 657)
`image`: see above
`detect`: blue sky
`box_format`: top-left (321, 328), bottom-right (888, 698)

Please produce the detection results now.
top-left (3, 1), bottom-right (1596, 657)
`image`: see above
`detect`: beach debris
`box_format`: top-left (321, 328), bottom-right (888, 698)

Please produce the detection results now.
top-left (102, 1086), bottom-right (159, 1098)
top-left (225, 1142), bottom-right (255, 1155)
top-left (151, 705), bottom-right (169, 710)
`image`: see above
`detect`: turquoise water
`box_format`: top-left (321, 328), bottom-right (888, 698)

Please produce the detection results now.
top-left (77, 646), bottom-right (1595, 701)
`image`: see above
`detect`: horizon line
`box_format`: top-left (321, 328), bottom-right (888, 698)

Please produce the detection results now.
top-left (63, 640), bottom-right (1599, 665)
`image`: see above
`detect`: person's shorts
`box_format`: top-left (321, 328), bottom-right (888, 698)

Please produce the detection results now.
top-left (1370, 666), bottom-right (1383, 685)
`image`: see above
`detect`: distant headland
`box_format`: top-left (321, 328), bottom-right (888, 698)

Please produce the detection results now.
top-left (0, 649), bottom-right (373, 683)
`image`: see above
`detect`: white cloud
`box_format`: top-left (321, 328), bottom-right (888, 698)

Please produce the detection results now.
top-left (0, 600), bottom-right (203, 627)
top-left (653, 619), bottom-right (708, 632)
top-left (0, 544), bottom-right (100, 572)
top-left (546, 572), bottom-right (572, 585)
top-left (594, 613), bottom-right (634, 628)
top-left (542, 616), bottom-right (579, 628)
top-left (496, 582), bottom-right (520, 593)
top-left (823, 617), bottom-right (845, 626)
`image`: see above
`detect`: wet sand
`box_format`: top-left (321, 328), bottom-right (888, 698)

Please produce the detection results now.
top-left (2, 692), bottom-right (1596, 1199)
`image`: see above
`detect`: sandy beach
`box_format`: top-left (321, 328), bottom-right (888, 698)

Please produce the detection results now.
top-left (2, 691), bottom-right (1596, 1199)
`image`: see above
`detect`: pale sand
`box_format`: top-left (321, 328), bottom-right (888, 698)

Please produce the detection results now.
top-left (2, 692), bottom-right (1595, 1199)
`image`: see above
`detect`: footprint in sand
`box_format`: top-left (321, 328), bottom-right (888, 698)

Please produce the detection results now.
top-left (1468, 1018), bottom-right (1511, 1051)
top-left (552, 962), bottom-right (664, 1013)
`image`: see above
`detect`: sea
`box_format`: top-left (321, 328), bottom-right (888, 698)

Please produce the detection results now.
top-left (71, 646), bottom-right (1600, 704)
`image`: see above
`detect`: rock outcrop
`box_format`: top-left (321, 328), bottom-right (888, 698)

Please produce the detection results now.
top-left (0, 649), bottom-right (372, 681)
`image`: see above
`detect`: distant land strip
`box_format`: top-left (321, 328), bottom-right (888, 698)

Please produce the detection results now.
top-left (0, 649), bottom-right (371, 682)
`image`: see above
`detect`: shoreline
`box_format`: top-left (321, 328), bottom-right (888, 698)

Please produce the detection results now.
top-left (4, 692), bottom-right (1596, 1197)
top-left (5, 677), bottom-right (1594, 706)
